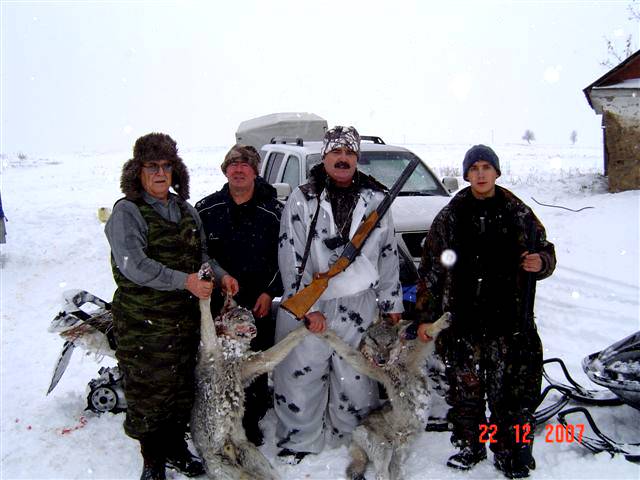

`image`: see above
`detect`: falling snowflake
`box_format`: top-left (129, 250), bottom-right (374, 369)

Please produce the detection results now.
top-left (440, 249), bottom-right (457, 268)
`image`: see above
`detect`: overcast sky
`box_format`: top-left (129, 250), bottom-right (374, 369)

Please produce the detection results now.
top-left (1, 0), bottom-right (638, 155)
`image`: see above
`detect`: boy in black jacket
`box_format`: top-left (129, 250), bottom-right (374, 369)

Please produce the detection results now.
top-left (415, 145), bottom-right (556, 479)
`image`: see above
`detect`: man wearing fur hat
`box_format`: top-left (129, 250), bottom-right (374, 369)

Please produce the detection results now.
top-left (105, 132), bottom-right (239, 480)
top-left (415, 145), bottom-right (556, 479)
top-left (195, 144), bottom-right (283, 447)
top-left (272, 126), bottom-right (403, 463)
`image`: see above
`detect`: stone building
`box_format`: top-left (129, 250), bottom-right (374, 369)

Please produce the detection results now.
top-left (584, 50), bottom-right (640, 192)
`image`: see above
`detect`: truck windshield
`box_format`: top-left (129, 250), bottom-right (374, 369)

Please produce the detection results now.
top-left (306, 151), bottom-right (447, 196)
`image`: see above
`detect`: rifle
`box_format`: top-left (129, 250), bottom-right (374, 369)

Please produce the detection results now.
top-left (281, 157), bottom-right (420, 319)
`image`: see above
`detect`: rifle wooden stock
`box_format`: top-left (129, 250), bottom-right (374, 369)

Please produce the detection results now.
top-left (281, 157), bottom-right (420, 320)
top-left (280, 205), bottom-right (387, 319)
top-left (281, 253), bottom-right (353, 319)
top-left (350, 211), bottom-right (379, 249)
top-left (281, 277), bottom-right (329, 319)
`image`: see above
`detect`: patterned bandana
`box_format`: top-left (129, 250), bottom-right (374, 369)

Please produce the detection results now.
top-left (321, 126), bottom-right (361, 158)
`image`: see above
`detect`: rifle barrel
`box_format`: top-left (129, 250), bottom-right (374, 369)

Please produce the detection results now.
top-left (341, 157), bottom-right (420, 263)
top-left (375, 156), bottom-right (420, 216)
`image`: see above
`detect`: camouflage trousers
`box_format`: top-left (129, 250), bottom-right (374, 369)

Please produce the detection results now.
top-left (438, 328), bottom-right (543, 454)
top-left (113, 304), bottom-right (200, 440)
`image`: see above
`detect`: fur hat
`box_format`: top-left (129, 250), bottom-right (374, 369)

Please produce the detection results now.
top-left (119, 132), bottom-right (190, 200)
top-left (321, 126), bottom-right (361, 158)
top-left (462, 144), bottom-right (501, 180)
top-left (220, 144), bottom-right (260, 175)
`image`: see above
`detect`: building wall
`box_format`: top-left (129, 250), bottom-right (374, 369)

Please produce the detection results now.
top-left (589, 88), bottom-right (639, 116)
top-left (603, 110), bottom-right (640, 192)
top-left (589, 89), bottom-right (640, 192)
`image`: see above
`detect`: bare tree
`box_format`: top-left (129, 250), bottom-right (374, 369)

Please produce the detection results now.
top-left (601, 36), bottom-right (634, 68)
top-left (570, 130), bottom-right (578, 145)
top-left (631, 0), bottom-right (640, 20)
top-left (522, 129), bottom-right (535, 144)
top-left (601, 0), bottom-right (639, 68)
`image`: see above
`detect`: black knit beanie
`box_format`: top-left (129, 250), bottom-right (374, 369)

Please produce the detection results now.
top-left (462, 144), bottom-right (501, 180)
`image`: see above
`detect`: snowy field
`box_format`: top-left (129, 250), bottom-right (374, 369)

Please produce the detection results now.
top-left (1, 142), bottom-right (639, 480)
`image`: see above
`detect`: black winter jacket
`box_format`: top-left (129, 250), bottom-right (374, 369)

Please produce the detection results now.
top-left (196, 177), bottom-right (284, 314)
top-left (416, 186), bottom-right (556, 335)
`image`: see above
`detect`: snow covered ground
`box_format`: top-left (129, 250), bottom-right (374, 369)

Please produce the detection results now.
top-left (1, 142), bottom-right (638, 479)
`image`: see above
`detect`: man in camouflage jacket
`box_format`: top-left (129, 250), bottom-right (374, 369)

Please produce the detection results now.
top-left (415, 145), bottom-right (556, 479)
top-left (105, 133), bottom-right (238, 480)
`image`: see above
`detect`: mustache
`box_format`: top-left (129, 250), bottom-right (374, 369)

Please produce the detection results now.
top-left (334, 161), bottom-right (352, 169)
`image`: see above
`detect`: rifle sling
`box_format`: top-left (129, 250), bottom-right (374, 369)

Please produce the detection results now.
top-left (294, 195), bottom-right (322, 292)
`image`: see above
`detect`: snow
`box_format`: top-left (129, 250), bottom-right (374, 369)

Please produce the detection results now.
top-left (593, 78), bottom-right (640, 89)
top-left (1, 143), bottom-right (639, 479)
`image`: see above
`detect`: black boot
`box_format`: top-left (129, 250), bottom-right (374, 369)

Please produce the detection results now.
top-left (140, 438), bottom-right (166, 480)
top-left (494, 446), bottom-right (535, 479)
top-left (165, 432), bottom-right (205, 477)
top-left (446, 443), bottom-right (487, 470)
top-left (277, 448), bottom-right (311, 465)
top-left (244, 424), bottom-right (265, 447)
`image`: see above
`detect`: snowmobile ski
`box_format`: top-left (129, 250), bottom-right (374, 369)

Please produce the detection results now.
top-left (542, 358), bottom-right (623, 406)
top-left (557, 406), bottom-right (640, 463)
top-left (534, 385), bottom-right (569, 425)
top-left (47, 341), bottom-right (76, 395)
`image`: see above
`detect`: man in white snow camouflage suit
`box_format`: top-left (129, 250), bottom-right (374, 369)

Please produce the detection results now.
top-left (272, 126), bottom-right (404, 464)
top-left (415, 145), bottom-right (556, 479)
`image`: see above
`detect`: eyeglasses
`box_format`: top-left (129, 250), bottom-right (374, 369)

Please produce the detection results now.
top-left (227, 161), bottom-right (253, 169)
top-left (142, 162), bottom-right (173, 174)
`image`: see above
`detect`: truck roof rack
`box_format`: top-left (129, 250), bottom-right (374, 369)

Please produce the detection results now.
top-left (360, 135), bottom-right (385, 144)
top-left (270, 136), bottom-right (304, 146)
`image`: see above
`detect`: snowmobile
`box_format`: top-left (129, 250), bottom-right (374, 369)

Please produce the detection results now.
top-left (539, 331), bottom-right (640, 463)
top-left (582, 330), bottom-right (640, 410)
top-left (47, 290), bottom-right (126, 414)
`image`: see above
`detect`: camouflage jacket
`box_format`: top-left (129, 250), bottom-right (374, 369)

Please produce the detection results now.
top-left (416, 185), bottom-right (556, 334)
top-left (110, 198), bottom-right (202, 438)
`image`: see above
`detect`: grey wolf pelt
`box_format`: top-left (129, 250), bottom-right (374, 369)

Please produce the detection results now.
top-left (191, 295), bottom-right (309, 480)
top-left (317, 312), bottom-right (451, 480)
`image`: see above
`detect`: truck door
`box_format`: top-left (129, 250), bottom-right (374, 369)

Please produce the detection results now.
top-left (263, 152), bottom-right (285, 183)
top-left (281, 154), bottom-right (302, 190)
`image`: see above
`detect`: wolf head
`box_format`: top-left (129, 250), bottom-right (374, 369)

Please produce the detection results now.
top-left (359, 320), bottom-right (398, 367)
top-left (359, 313), bottom-right (451, 367)
top-left (214, 295), bottom-right (257, 345)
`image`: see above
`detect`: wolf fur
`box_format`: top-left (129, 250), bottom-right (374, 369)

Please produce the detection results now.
top-left (191, 296), bottom-right (309, 480)
top-left (317, 312), bottom-right (451, 480)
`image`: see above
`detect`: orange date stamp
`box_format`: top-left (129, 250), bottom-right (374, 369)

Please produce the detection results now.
top-left (479, 423), bottom-right (585, 444)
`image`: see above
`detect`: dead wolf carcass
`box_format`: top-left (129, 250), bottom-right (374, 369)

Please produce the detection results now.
top-left (318, 312), bottom-right (451, 480)
top-left (190, 294), bottom-right (309, 480)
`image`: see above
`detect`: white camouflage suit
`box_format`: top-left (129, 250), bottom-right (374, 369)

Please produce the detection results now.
top-left (273, 170), bottom-right (404, 454)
